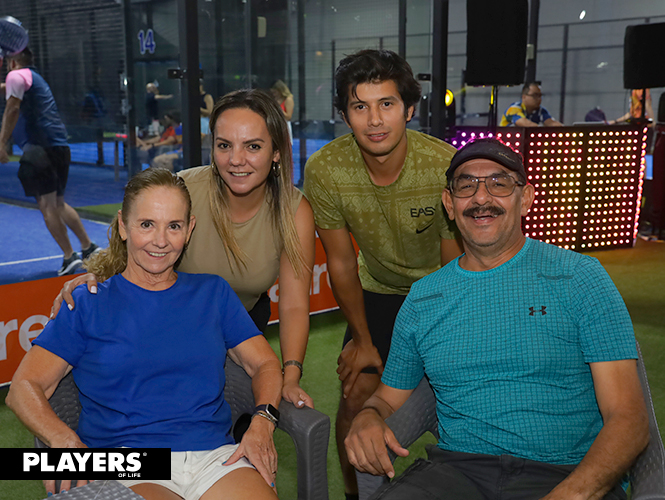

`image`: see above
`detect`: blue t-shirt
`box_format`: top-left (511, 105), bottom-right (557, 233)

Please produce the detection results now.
top-left (499, 100), bottom-right (554, 127)
top-left (382, 238), bottom-right (637, 465)
top-left (33, 272), bottom-right (261, 451)
top-left (13, 69), bottom-right (69, 149)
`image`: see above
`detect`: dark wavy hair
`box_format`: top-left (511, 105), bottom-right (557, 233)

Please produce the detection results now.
top-left (334, 49), bottom-right (421, 116)
top-left (8, 47), bottom-right (34, 67)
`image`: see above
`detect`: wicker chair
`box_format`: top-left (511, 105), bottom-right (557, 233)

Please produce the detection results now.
top-left (357, 341), bottom-right (665, 500)
top-left (36, 356), bottom-right (331, 500)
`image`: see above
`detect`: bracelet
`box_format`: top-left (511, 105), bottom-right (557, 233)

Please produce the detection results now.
top-left (253, 411), bottom-right (278, 428)
top-left (283, 359), bottom-right (303, 379)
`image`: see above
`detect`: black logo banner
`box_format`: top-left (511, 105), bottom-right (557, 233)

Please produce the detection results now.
top-left (0, 448), bottom-right (171, 480)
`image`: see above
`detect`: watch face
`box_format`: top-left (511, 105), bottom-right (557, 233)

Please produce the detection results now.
top-left (256, 404), bottom-right (280, 421)
top-left (266, 404), bottom-right (280, 420)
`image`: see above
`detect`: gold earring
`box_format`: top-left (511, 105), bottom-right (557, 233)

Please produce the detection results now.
top-left (272, 162), bottom-right (281, 178)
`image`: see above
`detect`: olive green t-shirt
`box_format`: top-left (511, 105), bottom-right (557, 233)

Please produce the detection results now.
top-left (303, 129), bottom-right (457, 295)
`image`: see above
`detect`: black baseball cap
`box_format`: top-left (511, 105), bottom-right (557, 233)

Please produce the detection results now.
top-left (446, 138), bottom-right (526, 183)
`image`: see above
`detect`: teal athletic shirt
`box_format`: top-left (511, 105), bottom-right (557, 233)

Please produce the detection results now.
top-left (382, 237), bottom-right (637, 465)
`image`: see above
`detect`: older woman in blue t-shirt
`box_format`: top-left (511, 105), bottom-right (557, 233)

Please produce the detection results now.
top-left (7, 167), bottom-right (281, 500)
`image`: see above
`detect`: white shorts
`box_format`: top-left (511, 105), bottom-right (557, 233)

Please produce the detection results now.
top-left (118, 443), bottom-right (254, 500)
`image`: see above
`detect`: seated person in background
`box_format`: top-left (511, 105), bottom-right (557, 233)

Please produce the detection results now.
top-left (151, 147), bottom-right (183, 172)
top-left (500, 82), bottom-right (563, 127)
top-left (609, 88), bottom-right (655, 128)
top-left (152, 123), bottom-right (184, 172)
top-left (7, 167), bottom-right (281, 500)
top-left (345, 138), bottom-right (648, 500)
top-left (136, 111), bottom-right (181, 165)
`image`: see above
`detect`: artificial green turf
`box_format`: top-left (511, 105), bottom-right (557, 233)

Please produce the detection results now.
top-left (0, 239), bottom-right (663, 499)
top-left (75, 203), bottom-right (121, 223)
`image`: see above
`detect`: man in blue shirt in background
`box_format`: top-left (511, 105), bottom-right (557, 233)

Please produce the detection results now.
top-left (500, 82), bottom-right (563, 127)
top-left (0, 47), bottom-right (99, 275)
top-left (345, 138), bottom-right (648, 500)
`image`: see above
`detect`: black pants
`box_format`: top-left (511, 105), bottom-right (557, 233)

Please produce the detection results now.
top-left (370, 447), bottom-right (627, 500)
top-left (248, 292), bottom-right (271, 333)
top-left (342, 290), bottom-right (407, 374)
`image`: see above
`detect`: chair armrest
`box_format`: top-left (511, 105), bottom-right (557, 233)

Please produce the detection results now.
top-left (357, 378), bottom-right (438, 500)
top-left (224, 356), bottom-right (331, 499)
top-left (630, 342), bottom-right (665, 500)
top-left (224, 356), bottom-right (256, 421)
top-left (34, 372), bottom-right (81, 449)
top-left (47, 480), bottom-right (143, 499)
top-left (279, 401), bottom-right (331, 500)
top-left (384, 377), bottom-right (439, 454)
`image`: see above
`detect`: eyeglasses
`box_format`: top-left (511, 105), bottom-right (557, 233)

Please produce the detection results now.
top-left (449, 174), bottom-right (525, 198)
top-left (526, 92), bottom-right (542, 99)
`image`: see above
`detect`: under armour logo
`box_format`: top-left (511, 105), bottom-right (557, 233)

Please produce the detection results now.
top-left (529, 306), bottom-right (547, 316)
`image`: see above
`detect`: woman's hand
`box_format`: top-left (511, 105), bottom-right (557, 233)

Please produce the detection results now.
top-left (224, 415), bottom-right (278, 490)
top-left (50, 273), bottom-right (99, 319)
top-left (42, 438), bottom-right (92, 496)
top-left (282, 380), bottom-right (314, 409)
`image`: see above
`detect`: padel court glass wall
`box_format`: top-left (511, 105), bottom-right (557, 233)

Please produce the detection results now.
top-left (1, 1), bottom-right (664, 262)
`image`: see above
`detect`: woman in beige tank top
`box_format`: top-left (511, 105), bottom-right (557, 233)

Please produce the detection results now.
top-left (181, 89), bottom-right (316, 409)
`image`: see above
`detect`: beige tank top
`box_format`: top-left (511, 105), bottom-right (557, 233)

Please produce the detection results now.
top-left (178, 165), bottom-right (303, 311)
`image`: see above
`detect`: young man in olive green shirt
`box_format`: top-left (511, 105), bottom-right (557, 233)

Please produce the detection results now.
top-left (303, 49), bottom-right (461, 499)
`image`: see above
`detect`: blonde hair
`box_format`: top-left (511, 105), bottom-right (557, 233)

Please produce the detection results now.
top-left (271, 80), bottom-right (293, 100)
top-left (208, 88), bottom-right (307, 277)
top-left (85, 168), bottom-right (192, 281)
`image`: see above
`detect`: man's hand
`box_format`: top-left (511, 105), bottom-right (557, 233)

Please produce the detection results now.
top-left (345, 407), bottom-right (409, 478)
top-left (50, 273), bottom-right (99, 319)
top-left (337, 339), bottom-right (383, 398)
top-left (282, 381), bottom-right (314, 409)
top-left (225, 415), bottom-right (278, 490)
top-left (538, 488), bottom-right (585, 500)
top-left (0, 146), bottom-right (9, 163)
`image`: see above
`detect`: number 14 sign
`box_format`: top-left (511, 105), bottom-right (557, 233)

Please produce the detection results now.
top-left (138, 29), bottom-right (156, 55)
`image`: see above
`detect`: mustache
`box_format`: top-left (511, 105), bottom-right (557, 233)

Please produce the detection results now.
top-left (463, 205), bottom-right (506, 218)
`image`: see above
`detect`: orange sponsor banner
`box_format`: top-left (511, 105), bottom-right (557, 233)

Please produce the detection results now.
top-left (0, 235), bottom-right (342, 386)
top-left (0, 275), bottom-right (74, 387)
top-left (267, 234), bottom-right (339, 322)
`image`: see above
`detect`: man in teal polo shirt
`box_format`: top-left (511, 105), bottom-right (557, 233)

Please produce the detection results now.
top-left (345, 138), bottom-right (648, 500)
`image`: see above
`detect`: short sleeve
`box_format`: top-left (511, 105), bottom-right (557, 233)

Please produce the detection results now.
top-left (570, 258), bottom-right (637, 363)
top-left (303, 155), bottom-right (346, 230)
top-left (381, 295), bottom-right (425, 390)
top-left (504, 104), bottom-right (526, 125)
top-left (5, 70), bottom-right (30, 101)
top-left (540, 107), bottom-right (554, 122)
top-left (32, 286), bottom-right (88, 367)
top-left (216, 279), bottom-right (262, 350)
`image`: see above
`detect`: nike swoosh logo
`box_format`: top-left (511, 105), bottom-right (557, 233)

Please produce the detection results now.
top-left (416, 222), bottom-right (434, 234)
